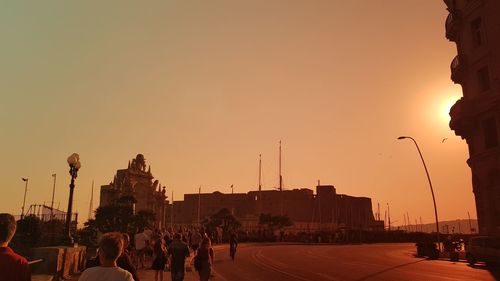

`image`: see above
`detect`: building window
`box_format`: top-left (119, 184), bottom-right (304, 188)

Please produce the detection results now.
top-left (471, 17), bottom-right (482, 47)
top-left (483, 117), bottom-right (498, 149)
top-left (478, 66), bottom-right (491, 92)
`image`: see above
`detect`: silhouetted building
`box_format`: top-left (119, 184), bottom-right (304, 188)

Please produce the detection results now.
top-left (168, 185), bottom-right (382, 231)
top-left (444, 0), bottom-right (500, 236)
top-left (100, 154), bottom-right (168, 228)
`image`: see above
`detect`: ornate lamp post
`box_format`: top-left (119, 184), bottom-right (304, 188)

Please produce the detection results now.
top-left (64, 153), bottom-right (81, 245)
top-left (397, 136), bottom-right (440, 251)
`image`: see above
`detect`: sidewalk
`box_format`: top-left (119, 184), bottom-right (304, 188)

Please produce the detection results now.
top-left (138, 267), bottom-right (199, 281)
top-left (68, 268), bottom-right (199, 281)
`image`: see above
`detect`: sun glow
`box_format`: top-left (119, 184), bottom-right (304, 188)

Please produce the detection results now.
top-left (440, 95), bottom-right (460, 123)
top-left (419, 85), bottom-right (463, 131)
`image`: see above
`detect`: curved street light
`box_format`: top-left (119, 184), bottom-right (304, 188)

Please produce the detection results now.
top-left (397, 136), bottom-right (440, 251)
top-left (64, 153), bottom-right (81, 245)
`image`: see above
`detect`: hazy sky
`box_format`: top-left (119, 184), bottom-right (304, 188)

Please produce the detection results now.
top-left (0, 1), bottom-right (472, 227)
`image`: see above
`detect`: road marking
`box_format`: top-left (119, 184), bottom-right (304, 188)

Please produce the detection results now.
top-left (316, 273), bottom-right (340, 281)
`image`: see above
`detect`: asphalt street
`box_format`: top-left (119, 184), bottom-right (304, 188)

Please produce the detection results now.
top-left (209, 243), bottom-right (499, 281)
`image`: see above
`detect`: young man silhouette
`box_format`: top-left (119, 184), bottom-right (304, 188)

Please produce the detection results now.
top-left (0, 213), bottom-right (31, 281)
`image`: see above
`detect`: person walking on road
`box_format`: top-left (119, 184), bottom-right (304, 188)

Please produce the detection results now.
top-left (229, 231), bottom-right (238, 261)
top-left (194, 237), bottom-right (214, 281)
top-left (134, 228), bottom-right (147, 269)
top-left (151, 238), bottom-right (167, 281)
top-left (79, 232), bottom-right (134, 281)
top-left (167, 233), bottom-right (190, 281)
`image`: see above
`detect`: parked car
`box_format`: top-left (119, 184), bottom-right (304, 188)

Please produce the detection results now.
top-left (466, 236), bottom-right (500, 266)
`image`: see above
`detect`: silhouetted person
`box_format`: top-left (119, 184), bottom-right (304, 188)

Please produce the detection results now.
top-left (229, 231), bottom-right (238, 261)
top-left (79, 232), bottom-right (134, 281)
top-left (167, 233), bottom-right (190, 281)
top-left (195, 237), bottom-right (214, 281)
top-left (87, 233), bottom-right (140, 281)
top-left (0, 213), bottom-right (31, 281)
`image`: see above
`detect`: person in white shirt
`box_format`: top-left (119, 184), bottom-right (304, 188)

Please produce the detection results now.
top-left (79, 232), bottom-right (134, 281)
top-left (134, 229), bottom-right (147, 269)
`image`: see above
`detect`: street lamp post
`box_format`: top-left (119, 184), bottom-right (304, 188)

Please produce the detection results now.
top-left (64, 153), bottom-right (81, 245)
top-left (397, 136), bottom-right (440, 251)
top-left (21, 178), bottom-right (29, 220)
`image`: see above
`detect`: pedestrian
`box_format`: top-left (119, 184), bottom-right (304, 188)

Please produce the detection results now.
top-left (118, 233), bottom-right (140, 281)
top-left (229, 231), bottom-right (238, 261)
top-left (151, 238), bottom-right (167, 281)
top-left (86, 233), bottom-right (140, 281)
top-left (167, 233), bottom-right (190, 281)
top-left (190, 229), bottom-right (203, 255)
top-left (194, 237), bottom-right (214, 281)
top-left (0, 213), bottom-right (31, 281)
top-left (134, 228), bottom-right (147, 269)
top-left (79, 232), bottom-right (134, 281)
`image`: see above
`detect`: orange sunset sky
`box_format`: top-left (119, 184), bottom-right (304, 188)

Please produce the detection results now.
top-left (0, 1), bottom-right (472, 227)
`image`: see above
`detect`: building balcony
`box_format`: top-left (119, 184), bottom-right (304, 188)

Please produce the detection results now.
top-left (445, 12), bottom-right (460, 42)
top-left (451, 54), bottom-right (466, 84)
top-left (449, 98), bottom-right (476, 138)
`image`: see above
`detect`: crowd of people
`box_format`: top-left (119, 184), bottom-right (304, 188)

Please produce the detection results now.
top-left (85, 226), bottom-right (221, 281)
top-left (0, 212), bottom-right (237, 281)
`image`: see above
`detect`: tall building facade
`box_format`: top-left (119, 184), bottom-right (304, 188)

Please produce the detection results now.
top-left (168, 185), bottom-right (382, 231)
top-left (100, 154), bottom-right (168, 228)
top-left (444, 0), bottom-right (500, 236)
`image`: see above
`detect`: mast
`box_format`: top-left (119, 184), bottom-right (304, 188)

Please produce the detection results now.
top-left (279, 141), bottom-right (282, 192)
top-left (259, 154), bottom-right (262, 192)
top-left (279, 141), bottom-right (283, 216)
top-left (197, 186), bottom-right (201, 225)
top-left (468, 211), bottom-right (473, 233)
top-left (51, 174), bottom-right (57, 219)
top-left (171, 191), bottom-right (174, 228)
top-left (88, 180), bottom-right (94, 221)
top-left (377, 203), bottom-right (380, 221)
top-left (387, 203), bottom-right (391, 231)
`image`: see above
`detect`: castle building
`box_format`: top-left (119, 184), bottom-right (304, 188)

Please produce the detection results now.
top-left (169, 185), bottom-right (382, 231)
top-left (444, 0), bottom-right (500, 236)
top-left (100, 154), bottom-right (168, 228)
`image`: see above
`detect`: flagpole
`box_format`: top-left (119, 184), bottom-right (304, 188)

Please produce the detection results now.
top-left (21, 178), bottom-right (29, 220)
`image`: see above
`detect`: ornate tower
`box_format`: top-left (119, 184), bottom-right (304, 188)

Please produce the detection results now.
top-left (444, 0), bottom-right (500, 236)
top-left (100, 154), bottom-right (168, 228)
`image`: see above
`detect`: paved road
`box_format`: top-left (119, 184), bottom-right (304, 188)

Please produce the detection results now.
top-left (209, 243), bottom-right (499, 281)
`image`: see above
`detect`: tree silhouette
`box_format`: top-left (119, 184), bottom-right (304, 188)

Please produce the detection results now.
top-left (204, 208), bottom-right (241, 237)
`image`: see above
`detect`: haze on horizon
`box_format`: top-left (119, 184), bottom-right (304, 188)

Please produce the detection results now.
top-left (0, 1), bottom-right (473, 227)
